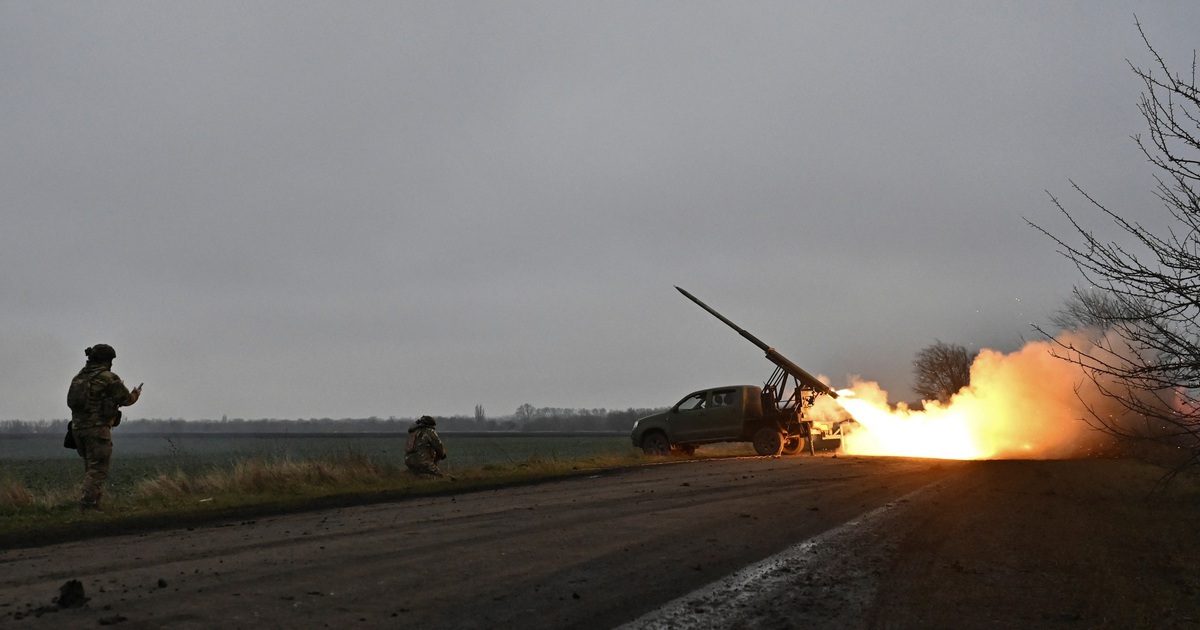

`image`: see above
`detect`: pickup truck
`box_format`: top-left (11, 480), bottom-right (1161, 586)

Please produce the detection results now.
top-left (631, 384), bottom-right (839, 457)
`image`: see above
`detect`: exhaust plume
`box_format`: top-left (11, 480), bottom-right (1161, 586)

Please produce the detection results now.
top-left (812, 331), bottom-right (1155, 460)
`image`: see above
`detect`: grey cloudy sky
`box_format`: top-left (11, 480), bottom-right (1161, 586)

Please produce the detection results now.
top-left (4, 2), bottom-right (1198, 422)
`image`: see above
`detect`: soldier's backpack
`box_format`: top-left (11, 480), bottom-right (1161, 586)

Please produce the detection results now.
top-left (67, 371), bottom-right (101, 412)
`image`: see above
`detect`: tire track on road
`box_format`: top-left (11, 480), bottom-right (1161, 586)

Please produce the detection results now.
top-left (615, 480), bottom-right (945, 630)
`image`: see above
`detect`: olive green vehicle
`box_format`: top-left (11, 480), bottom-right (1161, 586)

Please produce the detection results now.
top-left (632, 287), bottom-right (849, 458)
top-left (628, 381), bottom-right (816, 453)
top-left (630, 384), bottom-right (837, 457)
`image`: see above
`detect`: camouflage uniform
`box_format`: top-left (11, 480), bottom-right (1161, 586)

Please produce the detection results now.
top-left (69, 344), bottom-right (140, 511)
top-left (405, 416), bottom-right (447, 477)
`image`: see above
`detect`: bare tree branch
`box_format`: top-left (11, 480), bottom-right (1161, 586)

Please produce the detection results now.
top-left (912, 341), bottom-right (976, 404)
top-left (1030, 20), bottom-right (1200, 478)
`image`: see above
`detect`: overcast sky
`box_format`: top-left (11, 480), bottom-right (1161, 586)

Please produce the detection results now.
top-left (4, 2), bottom-right (1199, 422)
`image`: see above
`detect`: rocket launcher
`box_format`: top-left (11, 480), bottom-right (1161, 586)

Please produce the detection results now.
top-left (675, 286), bottom-right (838, 400)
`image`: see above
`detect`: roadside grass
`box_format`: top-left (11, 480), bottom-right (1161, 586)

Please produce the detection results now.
top-left (0, 446), bottom-right (747, 545)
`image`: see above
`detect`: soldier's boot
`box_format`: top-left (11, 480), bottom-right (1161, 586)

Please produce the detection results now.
top-left (80, 488), bottom-right (104, 513)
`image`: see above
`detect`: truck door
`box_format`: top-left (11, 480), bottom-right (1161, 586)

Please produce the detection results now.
top-left (669, 388), bottom-right (743, 441)
top-left (704, 388), bottom-right (744, 438)
top-left (667, 390), bottom-right (710, 442)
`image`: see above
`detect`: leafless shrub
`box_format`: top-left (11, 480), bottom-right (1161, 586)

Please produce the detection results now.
top-left (912, 341), bottom-right (976, 404)
top-left (1032, 20), bottom-right (1200, 480)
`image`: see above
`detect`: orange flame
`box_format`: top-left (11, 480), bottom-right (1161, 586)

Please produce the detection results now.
top-left (812, 333), bottom-right (1127, 460)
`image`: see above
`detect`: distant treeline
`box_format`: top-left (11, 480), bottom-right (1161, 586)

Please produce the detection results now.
top-left (0, 406), bottom-right (665, 435)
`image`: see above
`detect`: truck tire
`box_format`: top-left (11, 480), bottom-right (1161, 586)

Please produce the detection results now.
top-left (752, 427), bottom-right (784, 456)
top-left (781, 436), bottom-right (806, 455)
top-left (642, 431), bottom-right (671, 456)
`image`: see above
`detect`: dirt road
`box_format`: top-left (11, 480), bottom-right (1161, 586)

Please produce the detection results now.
top-left (1, 456), bottom-right (1196, 629)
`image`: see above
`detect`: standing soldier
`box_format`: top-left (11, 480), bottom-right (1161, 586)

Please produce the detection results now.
top-left (405, 415), bottom-right (448, 477)
top-left (67, 344), bottom-right (141, 512)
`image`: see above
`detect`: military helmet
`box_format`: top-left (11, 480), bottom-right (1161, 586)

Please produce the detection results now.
top-left (416, 415), bottom-right (436, 427)
top-left (85, 344), bottom-right (116, 362)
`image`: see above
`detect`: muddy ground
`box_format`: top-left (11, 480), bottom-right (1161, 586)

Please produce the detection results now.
top-left (1, 456), bottom-right (1197, 629)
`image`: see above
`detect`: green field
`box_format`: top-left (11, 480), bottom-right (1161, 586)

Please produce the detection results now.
top-left (0, 432), bottom-right (651, 495)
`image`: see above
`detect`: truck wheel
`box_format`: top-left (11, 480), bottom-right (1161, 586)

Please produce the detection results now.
top-left (752, 427), bottom-right (784, 456)
top-left (642, 432), bottom-right (671, 456)
top-left (781, 437), bottom-right (806, 455)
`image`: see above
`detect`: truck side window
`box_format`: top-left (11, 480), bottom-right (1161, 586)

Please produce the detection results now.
top-left (711, 390), bottom-right (734, 407)
top-left (677, 392), bottom-right (706, 411)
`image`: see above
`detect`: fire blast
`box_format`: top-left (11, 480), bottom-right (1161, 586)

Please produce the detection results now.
top-left (811, 332), bottom-right (1134, 460)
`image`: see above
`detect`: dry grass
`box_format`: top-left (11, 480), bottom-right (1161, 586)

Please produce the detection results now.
top-left (133, 451), bottom-right (399, 500)
top-left (0, 449), bottom-right (653, 543)
top-left (0, 476), bottom-right (73, 511)
top-left (0, 476), bottom-right (34, 507)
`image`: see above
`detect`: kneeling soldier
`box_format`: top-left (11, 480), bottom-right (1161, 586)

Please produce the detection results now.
top-left (405, 415), bottom-right (447, 477)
